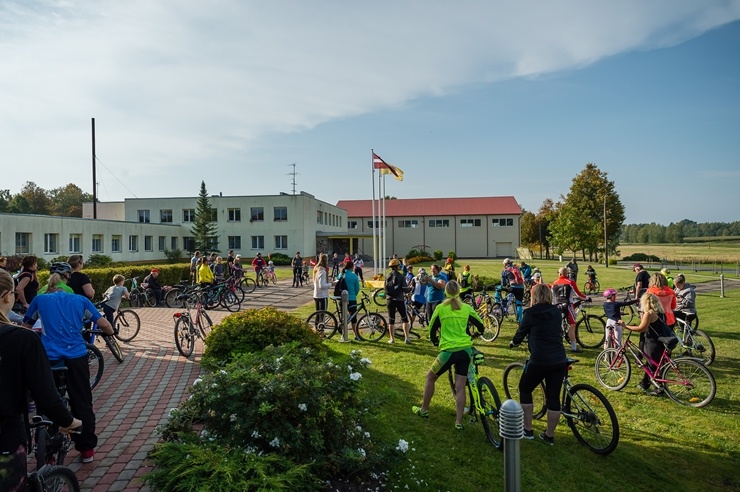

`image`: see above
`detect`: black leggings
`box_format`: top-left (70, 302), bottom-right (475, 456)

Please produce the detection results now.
top-left (518, 361), bottom-right (566, 411)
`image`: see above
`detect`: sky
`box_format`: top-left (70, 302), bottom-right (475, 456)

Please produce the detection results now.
top-left (1, 0), bottom-right (739, 225)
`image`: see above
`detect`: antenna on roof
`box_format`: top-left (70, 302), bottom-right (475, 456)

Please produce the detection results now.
top-left (287, 163), bottom-right (299, 195)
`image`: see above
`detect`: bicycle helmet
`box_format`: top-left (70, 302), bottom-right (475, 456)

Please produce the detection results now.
top-left (503, 258), bottom-right (512, 266)
top-left (388, 258), bottom-right (401, 268)
top-left (268, 261), bottom-right (274, 266)
top-left (603, 288), bottom-right (618, 298)
top-left (533, 272), bottom-right (542, 281)
top-left (49, 262), bottom-right (72, 277)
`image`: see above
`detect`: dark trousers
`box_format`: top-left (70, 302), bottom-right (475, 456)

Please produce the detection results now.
top-left (60, 355), bottom-right (97, 452)
top-left (293, 267), bottom-right (302, 286)
top-left (102, 303), bottom-right (116, 327)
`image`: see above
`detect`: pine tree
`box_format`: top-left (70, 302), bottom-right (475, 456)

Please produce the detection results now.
top-left (191, 181), bottom-right (219, 253)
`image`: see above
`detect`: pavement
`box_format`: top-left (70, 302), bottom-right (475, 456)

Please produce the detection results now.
top-left (63, 280), bottom-right (315, 491)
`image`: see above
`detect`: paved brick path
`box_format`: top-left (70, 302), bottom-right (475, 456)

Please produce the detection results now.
top-left (63, 280), bottom-right (314, 491)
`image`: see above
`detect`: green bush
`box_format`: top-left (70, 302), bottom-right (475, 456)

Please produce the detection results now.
top-left (85, 254), bottom-right (113, 268)
top-left (268, 253), bottom-right (291, 266)
top-left (164, 249), bottom-right (185, 263)
top-left (406, 256), bottom-right (434, 265)
top-left (622, 253), bottom-right (660, 262)
top-left (156, 345), bottom-right (384, 487)
top-left (433, 250), bottom-right (443, 261)
top-left (447, 251), bottom-right (457, 261)
top-left (202, 307), bottom-right (324, 368)
top-left (406, 249), bottom-right (420, 259)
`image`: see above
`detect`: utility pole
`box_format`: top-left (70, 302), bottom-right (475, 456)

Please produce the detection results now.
top-left (287, 163), bottom-right (298, 195)
top-left (92, 117), bottom-right (97, 219)
top-left (604, 195), bottom-right (608, 268)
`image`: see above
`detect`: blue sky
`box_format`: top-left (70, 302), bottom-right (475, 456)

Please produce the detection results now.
top-left (1, 1), bottom-right (739, 225)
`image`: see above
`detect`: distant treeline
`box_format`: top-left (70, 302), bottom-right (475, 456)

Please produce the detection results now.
top-left (621, 219), bottom-right (740, 244)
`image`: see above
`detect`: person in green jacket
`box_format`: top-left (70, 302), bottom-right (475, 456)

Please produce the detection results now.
top-left (412, 281), bottom-right (485, 430)
top-left (457, 264), bottom-right (477, 303)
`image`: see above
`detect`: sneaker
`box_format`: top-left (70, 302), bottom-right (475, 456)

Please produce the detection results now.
top-left (637, 381), bottom-right (650, 392)
top-left (522, 429), bottom-right (534, 440)
top-left (539, 432), bottom-right (554, 446)
top-left (388, 339), bottom-right (395, 344)
top-left (80, 449), bottom-right (95, 463)
top-left (404, 338), bottom-right (411, 345)
top-left (570, 347), bottom-right (582, 353)
top-left (646, 387), bottom-right (665, 397)
top-left (411, 406), bottom-right (428, 418)
top-left (353, 337), bottom-right (361, 341)
top-left (455, 423), bottom-right (464, 431)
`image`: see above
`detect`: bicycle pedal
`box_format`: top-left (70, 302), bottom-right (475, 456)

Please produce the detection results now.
top-left (468, 416), bottom-right (477, 424)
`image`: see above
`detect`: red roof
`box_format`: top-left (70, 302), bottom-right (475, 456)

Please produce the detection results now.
top-left (336, 197), bottom-right (521, 217)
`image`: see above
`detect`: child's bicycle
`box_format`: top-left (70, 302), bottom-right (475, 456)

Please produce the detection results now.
top-left (583, 275), bottom-right (600, 295)
top-left (595, 328), bottom-right (716, 408)
top-left (503, 344), bottom-right (620, 455)
top-left (445, 346), bottom-right (503, 449)
top-left (173, 291), bottom-right (214, 357)
top-left (82, 320), bottom-right (124, 364)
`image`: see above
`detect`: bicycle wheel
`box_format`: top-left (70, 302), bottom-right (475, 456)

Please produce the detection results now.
top-left (103, 335), bottom-right (124, 363)
top-left (619, 303), bottom-right (636, 325)
top-left (38, 465), bottom-right (81, 492)
top-left (164, 288), bottom-right (183, 308)
top-left (564, 383), bottom-right (619, 455)
top-left (128, 292), bottom-right (141, 308)
top-left (219, 290), bottom-right (241, 312)
top-left (305, 311), bottom-right (339, 339)
top-left (681, 329), bottom-right (715, 366)
top-left (490, 302), bottom-right (504, 324)
top-left (372, 289), bottom-right (387, 307)
top-left (144, 288), bottom-right (158, 307)
top-left (239, 277), bottom-right (257, 293)
top-left (522, 288), bottom-right (531, 307)
top-left (113, 309), bottom-right (141, 342)
top-left (593, 280), bottom-right (600, 293)
top-left (479, 314), bottom-right (500, 342)
top-left (86, 343), bottom-right (104, 390)
top-left (502, 362), bottom-right (546, 420)
top-left (356, 313), bottom-right (388, 342)
top-left (477, 376), bottom-right (503, 450)
top-left (575, 315), bottom-right (606, 348)
top-left (174, 316), bottom-right (195, 357)
top-left (583, 282), bottom-right (592, 294)
top-left (197, 310), bottom-right (213, 339)
top-left (661, 358), bottom-right (716, 408)
top-left (594, 348), bottom-right (631, 391)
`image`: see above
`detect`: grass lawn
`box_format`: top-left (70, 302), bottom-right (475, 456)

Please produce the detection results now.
top-left (287, 260), bottom-right (739, 492)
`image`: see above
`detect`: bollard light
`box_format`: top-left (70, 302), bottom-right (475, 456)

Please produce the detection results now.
top-left (499, 399), bottom-right (523, 492)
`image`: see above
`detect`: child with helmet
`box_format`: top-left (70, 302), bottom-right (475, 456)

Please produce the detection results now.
top-left (601, 287), bottom-right (639, 349)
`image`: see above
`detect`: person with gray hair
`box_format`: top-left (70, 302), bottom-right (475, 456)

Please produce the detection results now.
top-left (673, 274), bottom-right (697, 326)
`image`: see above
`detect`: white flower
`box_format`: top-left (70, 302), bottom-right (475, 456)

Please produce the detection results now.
top-left (168, 408), bottom-right (178, 417)
top-left (219, 369), bottom-right (227, 375)
top-left (229, 414), bottom-right (237, 422)
top-left (200, 429), bottom-right (210, 439)
top-left (269, 437), bottom-right (281, 448)
top-left (358, 448), bottom-right (366, 458)
top-left (298, 403), bottom-right (308, 412)
top-left (360, 357), bottom-right (372, 366)
top-left (193, 378), bottom-right (203, 385)
top-left (364, 431), bottom-right (371, 438)
top-left (251, 430), bottom-right (261, 438)
top-left (349, 372), bottom-right (362, 381)
top-left (396, 439), bottom-right (409, 453)
top-left (327, 361), bottom-right (334, 368)
top-left (356, 425), bottom-right (362, 431)
top-left (348, 364), bottom-right (353, 372)
top-left (245, 446), bottom-right (257, 455)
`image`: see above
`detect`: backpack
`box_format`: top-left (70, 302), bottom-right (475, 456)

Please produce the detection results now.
top-left (385, 272), bottom-right (401, 298)
top-left (508, 267), bottom-right (523, 285)
top-left (460, 272), bottom-right (470, 288)
top-left (333, 275), bottom-right (347, 297)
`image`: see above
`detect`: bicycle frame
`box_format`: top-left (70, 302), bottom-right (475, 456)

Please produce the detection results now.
top-left (610, 332), bottom-right (674, 384)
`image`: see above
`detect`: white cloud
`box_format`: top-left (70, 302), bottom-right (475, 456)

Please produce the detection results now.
top-left (1, 0), bottom-right (739, 198)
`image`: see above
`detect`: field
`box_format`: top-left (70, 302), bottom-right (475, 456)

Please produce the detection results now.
top-left (617, 242), bottom-right (740, 265)
top-left (287, 259), bottom-right (739, 492)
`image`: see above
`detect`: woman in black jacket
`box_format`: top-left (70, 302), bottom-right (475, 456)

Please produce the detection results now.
top-left (509, 283), bottom-right (568, 445)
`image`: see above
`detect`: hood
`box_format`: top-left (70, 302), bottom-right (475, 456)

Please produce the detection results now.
top-left (526, 303), bottom-right (560, 321)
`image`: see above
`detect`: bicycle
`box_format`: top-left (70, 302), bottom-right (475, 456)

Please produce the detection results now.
top-left (82, 322), bottom-right (124, 364)
top-left (463, 286), bottom-right (501, 342)
top-left (127, 277), bottom-right (157, 308)
top-left (173, 291), bottom-right (214, 357)
top-left (86, 343), bottom-right (104, 390)
top-left (617, 286), bottom-right (638, 325)
top-left (199, 282), bottom-right (241, 312)
top-left (594, 329), bottom-right (716, 408)
top-left (672, 316), bottom-right (715, 365)
top-left (583, 275), bottom-right (600, 295)
top-left (393, 295), bottom-right (426, 340)
top-left (305, 292), bottom-right (388, 341)
top-left (163, 280), bottom-right (195, 308)
top-left (31, 365), bottom-right (76, 469)
top-left (503, 346), bottom-right (620, 455)
top-left (262, 268), bottom-right (277, 285)
top-left (491, 285), bottom-right (518, 326)
top-left (446, 347), bottom-right (503, 449)
top-left (573, 299), bottom-right (606, 348)
top-left (25, 459), bottom-right (80, 492)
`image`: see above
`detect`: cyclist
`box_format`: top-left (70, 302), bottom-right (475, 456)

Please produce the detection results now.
top-left (22, 274), bottom-right (114, 464)
top-left (661, 268), bottom-right (674, 289)
top-left (0, 269), bottom-right (82, 489)
top-left (585, 265), bottom-right (597, 289)
top-left (443, 256), bottom-right (456, 282)
top-left (673, 274), bottom-right (697, 325)
top-left (602, 288), bottom-right (639, 349)
top-left (619, 293), bottom-right (671, 396)
top-left (385, 259), bottom-right (410, 344)
top-left (501, 258), bottom-right (525, 323)
top-left (312, 254), bottom-right (332, 313)
top-left (647, 272), bottom-right (676, 327)
top-left (14, 255), bottom-right (39, 311)
top-left (353, 253), bottom-right (364, 283)
top-left (551, 267), bottom-right (590, 353)
top-left (457, 265), bottom-right (477, 304)
top-left (101, 274), bottom-right (129, 327)
top-left (520, 261), bottom-right (533, 282)
top-left (509, 283), bottom-right (568, 444)
top-left (423, 264), bottom-right (448, 321)
top-left (144, 268), bottom-right (164, 305)
top-left (336, 260), bottom-right (362, 339)
top-left (197, 258), bottom-right (214, 287)
top-left (331, 253), bottom-right (340, 279)
top-left (412, 281), bottom-right (485, 430)
top-left (39, 262), bottom-right (74, 294)
top-left (68, 254), bottom-right (95, 301)
top-left (252, 253), bottom-right (267, 280)
top-left (633, 263), bottom-right (650, 298)
top-left (291, 252), bottom-right (303, 287)
top-left (410, 268), bottom-right (428, 328)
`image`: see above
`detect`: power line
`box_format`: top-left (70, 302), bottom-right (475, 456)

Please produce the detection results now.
top-left (94, 157), bottom-right (139, 199)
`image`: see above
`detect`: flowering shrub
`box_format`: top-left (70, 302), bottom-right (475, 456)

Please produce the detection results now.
top-left (202, 307), bottom-right (324, 369)
top-left (155, 345), bottom-right (383, 486)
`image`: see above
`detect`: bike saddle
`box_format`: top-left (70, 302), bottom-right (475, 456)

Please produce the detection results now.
top-left (658, 336), bottom-right (679, 351)
top-left (565, 358), bottom-right (579, 365)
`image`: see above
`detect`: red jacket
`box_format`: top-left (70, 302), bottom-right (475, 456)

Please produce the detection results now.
top-left (647, 286), bottom-right (677, 325)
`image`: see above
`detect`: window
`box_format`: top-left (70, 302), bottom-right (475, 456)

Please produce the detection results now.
top-left (348, 221), bottom-right (358, 229)
top-left (275, 235), bottom-right (288, 250)
top-left (44, 233), bottom-right (59, 254)
top-left (274, 206), bottom-right (288, 222)
top-left (183, 209), bottom-right (195, 222)
top-left (92, 234), bottom-right (103, 253)
top-left (171, 237), bottom-right (178, 250)
top-left (112, 235), bottom-right (122, 253)
top-left (16, 233), bottom-right (31, 254)
top-left (129, 235), bottom-right (138, 252)
top-left (460, 219), bottom-right (481, 228)
top-left (69, 234), bottom-right (82, 253)
top-left (159, 209), bottom-right (172, 223)
top-left (398, 220), bottom-right (419, 228)
top-left (144, 236), bottom-right (153, 252)
top-left (366, 220), bottom-right (386, 229)
top-left (209, 208), bottom-right (218, 222)
top-left (317, 211), bottom-right (323, 224)
top-left (228, 208), bottom-right (241, 222)
top-left (429, 219), bottom-right (450, 228)
top-left (251, 207), bottom-right (264, 221)
top-left (228, 236), bottom-right (241, 249)
top-left (491, 218), bottom-right (514, 227)
top-left (251, 236), bottom-right (264, 249)
top-left (158, 236), bottom-right (166, 251)
top-left (183, 237), bottom-right (195, 252)
top-left (138, 210), bottom-right (150, 223)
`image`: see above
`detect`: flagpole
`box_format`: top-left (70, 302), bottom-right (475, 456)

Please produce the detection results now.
top-left (381, 174), bottom-right (387, 272)
top-left (371, 149), bottom-right (377, 277)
